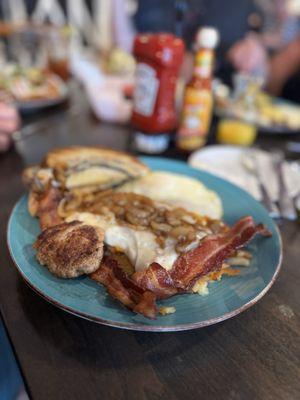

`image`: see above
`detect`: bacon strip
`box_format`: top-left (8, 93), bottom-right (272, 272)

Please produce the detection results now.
top-left (132, 216), bottom-right (271, 294)
top-left (171, 216), bottom-right (270, 289)
top-left (91, 217), bottom-right (271, 319)
top-left (37, 186), bottom-right (63, 230)
top-left (133, 263), bottom-right (178, 299)
top-left (90, 257), bottom-right (158, 319)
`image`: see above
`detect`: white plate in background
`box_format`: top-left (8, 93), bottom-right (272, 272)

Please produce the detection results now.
top-left (188, 145), bottom-right (300, 201)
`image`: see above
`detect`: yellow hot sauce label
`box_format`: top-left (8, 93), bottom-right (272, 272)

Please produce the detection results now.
top-left (179, 87), bottom-right (213, 138)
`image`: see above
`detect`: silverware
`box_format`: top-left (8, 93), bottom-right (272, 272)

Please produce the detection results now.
top-left (243, 150), bottom-right (280, 219)
top-left (295, 194), bottom-right (300, 217)
top-left (271, 150), bottom-right (297, 221)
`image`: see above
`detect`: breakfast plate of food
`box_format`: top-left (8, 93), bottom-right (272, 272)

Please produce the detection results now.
top-left (7, 147), bottom-right (282, 331)
top-left (0, 64), bottom-right (68, 112)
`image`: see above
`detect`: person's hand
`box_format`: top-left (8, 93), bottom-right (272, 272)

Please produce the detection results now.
top-left (0, 103), bottom-right (19, 153)
top-left (268, 36), bottom-right (300, 95)
top-left (227, 33), bottom-right (268, 75)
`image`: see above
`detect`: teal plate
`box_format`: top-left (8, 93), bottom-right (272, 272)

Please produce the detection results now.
top-left (7, 157), bottom-right (282, 331)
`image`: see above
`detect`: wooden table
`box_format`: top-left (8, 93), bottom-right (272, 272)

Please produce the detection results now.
top-left (0, 85), bottom-right (299, 400)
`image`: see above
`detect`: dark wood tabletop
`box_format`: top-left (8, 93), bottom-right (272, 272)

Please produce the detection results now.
top-left (0, 83), bottom-right (299, 400)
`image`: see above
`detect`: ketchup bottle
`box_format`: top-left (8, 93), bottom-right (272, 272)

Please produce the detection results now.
top-left (132, 33), bottom-right (185, 153)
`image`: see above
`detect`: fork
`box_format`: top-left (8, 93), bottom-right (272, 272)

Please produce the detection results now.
top-left (271, 150), bottom-right (297, 220)
top-left (243, 150), bottom-right (280, 219)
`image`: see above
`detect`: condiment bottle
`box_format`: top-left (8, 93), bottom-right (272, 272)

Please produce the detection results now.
top-left (177, 27), bottom-right (219, 151)
top-left (132, 33), bottom-right (185, 153)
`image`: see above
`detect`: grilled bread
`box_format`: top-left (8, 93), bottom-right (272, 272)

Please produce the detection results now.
top-left (42, 146), bottom-right (149, 191)
top-left (23, 146), bottom-right (149, 226)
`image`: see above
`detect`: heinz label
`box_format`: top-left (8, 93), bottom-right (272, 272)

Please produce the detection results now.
top-left (134, 63), bottom-right (159, 116)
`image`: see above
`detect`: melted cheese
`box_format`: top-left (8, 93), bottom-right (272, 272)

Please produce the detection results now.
top-left (66, 212), bottom-right (177, 271)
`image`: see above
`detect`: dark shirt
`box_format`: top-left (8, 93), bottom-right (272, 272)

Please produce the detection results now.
top-left (134, 0), bottom-right (263, 82)
top-left (282, 70), bottom-right (300, 103)
top-left (135, 0), bottom-right (261, 48)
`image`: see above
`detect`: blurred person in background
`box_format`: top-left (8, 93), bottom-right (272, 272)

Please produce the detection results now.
top-left (257, 0), bottom-right (300, 102)
top-left (256, 0), bottom-right (300, 49)
top-left (134, 0), bottom-right (300, 98)
top-left (134, 0), bottom-right (265, 84)
top-left (225, 0), bottom-right (300, 100)
top-left (229, 0), bottom-right (300, 74)
top-left (1, 0), bottom-right (298, 91)
top-left (267, 35), bottom-right (300, 102)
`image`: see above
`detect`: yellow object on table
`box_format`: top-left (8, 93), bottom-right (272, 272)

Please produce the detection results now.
top-left (216, 119), bottom-right (257, 146)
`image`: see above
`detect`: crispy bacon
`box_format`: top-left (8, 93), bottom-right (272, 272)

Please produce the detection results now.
top-left (37, 186), bottom-right (63, 230)
top-left (133, 292), bottom-right (158, 319)
top-left (132, 217), bottom-right (271, 294)
top-left (132, 263), bottom-right (178, 299)
top-left (91, 217), bottom-right (271, 319)
top-left (90, 257), bottom-right (158, 319)
top-left (171, 216), bottom-right (271, 289)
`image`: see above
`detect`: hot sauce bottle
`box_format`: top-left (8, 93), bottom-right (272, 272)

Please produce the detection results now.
top-left (132, 33), bottom-right (185, 153)
top-left (177, 27), bottom-right (219, 151)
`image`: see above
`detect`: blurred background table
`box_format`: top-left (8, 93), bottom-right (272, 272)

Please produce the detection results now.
top-left (0, 82), bottom-right (299, 400)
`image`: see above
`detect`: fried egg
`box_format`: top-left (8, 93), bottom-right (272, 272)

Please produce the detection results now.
top-left (119, 171), bottom-right (222, 219)
top-left (66, 171), bottom-right (222, 273)
top-left (66, 212), bottom-right (177, 272)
